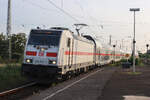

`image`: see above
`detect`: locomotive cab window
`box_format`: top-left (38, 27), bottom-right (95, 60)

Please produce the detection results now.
top-left (28, 30), bottom-right (62, 46)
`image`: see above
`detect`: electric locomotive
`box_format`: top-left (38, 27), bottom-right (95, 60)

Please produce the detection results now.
top-left (22, 27), bottom-right (96, 83)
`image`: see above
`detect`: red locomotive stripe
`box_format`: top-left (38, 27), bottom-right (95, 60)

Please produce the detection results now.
top-left (99, 53), bottom-right (112, 56)
top-left (65, 51), bottom-right (125, 57)
top-left (65, 51), bottom-right (93, 55)
top-left (46, 52), bottom-right (57, 57)
top-left (26, 51), bottom-right (37, 56)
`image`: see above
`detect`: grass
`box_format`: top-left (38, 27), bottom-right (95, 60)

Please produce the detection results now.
top-left (0, 64), bottom-right (28, 92)
top-left (126, 72), bottom-right (142, 75)
top-left (52, 83), bottom-right (56, 87)
top-left (139, 62), bottom-right (145, 67)
top-left (0, 63), bottom-right (21, 67)
top-left (0, 64), bottom-right (5, 67)
top-left (109, 62), bottom-right (121, 67)
top-left (110, 58), bottom-right (145, 68)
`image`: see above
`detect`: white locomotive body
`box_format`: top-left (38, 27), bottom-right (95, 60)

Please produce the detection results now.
top-left (22, 27), bottom-right (128, 83)
top-left (22, 28), bottom-right (96, 82)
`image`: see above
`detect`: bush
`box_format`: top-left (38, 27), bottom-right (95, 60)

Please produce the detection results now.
top-left (0, 56), bottom-right (6, 64)
top-left (0, 33), bottom-right (26, 63)
top-left (120, 59), bottom-right (128, 62)
top-left (0, 56), bottom-right (2, 63)
top-left (128, 56), bottom-right (142, 65)
top-left (110, 59), bottom-right (128, 66)
top-left (0, 65), bottom-right (27, 92)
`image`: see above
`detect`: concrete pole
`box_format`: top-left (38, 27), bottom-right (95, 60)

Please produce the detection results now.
top-left (109, 35), bottom-right (112, 45)
top-left (132, 11), bottom-right (136, 73)
top-left (6, 0), bottom-right (12, 61)
top-left (130, 8), bottom-right (140, 73)
top-left (61, 0), bottom-right (63, 8)
top-left (122, 39), bottom-right (124, 49)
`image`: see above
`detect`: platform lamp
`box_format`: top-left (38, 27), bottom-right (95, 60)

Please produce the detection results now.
top-left (146, 44), bottom-right (149, 53)
top-left (129, 8), bottom-right (140, 73)
top-left (113, 45), bottom-right (116, 63)
top-left (146, 44), bottom-right (149, 61)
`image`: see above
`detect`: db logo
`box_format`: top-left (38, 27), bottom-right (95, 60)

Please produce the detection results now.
top-left (38, 51), bottom-right (44, 56)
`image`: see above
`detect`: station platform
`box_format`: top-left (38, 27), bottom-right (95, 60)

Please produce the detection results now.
top-left (24, 67), bottom-right (116, 100)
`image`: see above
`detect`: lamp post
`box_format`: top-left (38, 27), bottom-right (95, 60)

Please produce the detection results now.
top-left (113, 45), bottom-right (116, 63)
top-left (129, 8), bottom-right (140, 73)
top-left (146, 44), bottom-right (149, 62)
top-left (146, 44), bottom-right (149, 53)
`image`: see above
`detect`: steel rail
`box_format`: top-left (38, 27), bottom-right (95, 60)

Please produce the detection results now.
top-left (0, 82), bottom-right (36, 97)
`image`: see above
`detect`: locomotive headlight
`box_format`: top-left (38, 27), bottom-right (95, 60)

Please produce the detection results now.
top-left (26, 59), bottom-right (32, 63)
top-left (41, 48), bottom-right (45, 51)
top-left (52, 61), bottom-right (56, 64)
top-left (49, 60), bottom-right (56, 64)
top-left (26, 59), bottom-right (30, 63)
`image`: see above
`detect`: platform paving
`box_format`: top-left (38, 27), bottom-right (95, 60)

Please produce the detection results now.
top-left (24, 67), bottom-right (117, 100)
top-left (99, 66), bottom-right (150, 100)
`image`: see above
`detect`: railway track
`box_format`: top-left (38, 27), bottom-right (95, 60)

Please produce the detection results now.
top-left (0, 82), bottom-right (36, 97)
top-left (0, 67), bottom-right (105, 100)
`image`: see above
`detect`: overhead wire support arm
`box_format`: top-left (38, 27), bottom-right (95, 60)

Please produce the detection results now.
top-left (74, 23), bottom-right (88, 36)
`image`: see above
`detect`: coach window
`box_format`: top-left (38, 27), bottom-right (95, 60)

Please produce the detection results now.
top-left (67, 38), bottom-right (71, 47)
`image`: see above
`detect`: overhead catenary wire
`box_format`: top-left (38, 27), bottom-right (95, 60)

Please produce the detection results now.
top-left (22, 0), bottom-right (56, 12)
top-left (46, 0), bottom-right (80, 23)
top-left (71, 0), bottom-right (105, 36)
top-left (19, 0), bottom-right (78, 30)
top-left (21, 0), bottom-right (81, 31)
top-left (65, 0), bottom-right (101, 37)
top-left (2, 0), bottom-right (148, 33)
top-left (46, 0), bottom-right (98, 36)
top-left (72, 0), bottom-right (84, 15)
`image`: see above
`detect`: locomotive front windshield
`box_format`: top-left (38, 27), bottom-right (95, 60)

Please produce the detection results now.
top-left (28, 30), bottom-right (61, 46)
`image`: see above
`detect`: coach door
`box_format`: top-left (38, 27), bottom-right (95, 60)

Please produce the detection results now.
top-left (71, 39), bottom-right (74, 66)
top-left (67, 38), bottom-right (74, 68)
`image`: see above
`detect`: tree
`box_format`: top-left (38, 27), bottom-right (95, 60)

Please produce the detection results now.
top-left (0, 33), bottom-right (27, 63)
top-left (11, 33), bottom-right (26, 62)
top-left (0, 33), bottom-right (8, 61)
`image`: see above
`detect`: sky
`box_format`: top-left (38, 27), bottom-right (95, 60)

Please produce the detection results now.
top-left (1, 0), bottom-right (150, 53)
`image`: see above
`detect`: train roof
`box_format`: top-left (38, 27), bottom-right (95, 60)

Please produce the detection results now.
top-left (72, 35), bottom-right (94, 44)
top-left (30, 29), bottom-right (62, 33)
top-left (30, 27), bottom-right (72, 33)
top-left (50, 27), bottom-right (69, 30)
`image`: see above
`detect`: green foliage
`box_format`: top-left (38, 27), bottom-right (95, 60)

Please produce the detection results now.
top-left (128, 56), bottom-right (142, 65)
top-left (110, 58), bottom-right (143, 67)
top-left (0, 33), bottom-right (9, 60)
top-left (110, 60), bottom-right (124, 67)
top-left (0, 56), bottom-right (4, 63)
top-left (0, 65), bottom-right (27, 91)
top-left (120, 59), bottom-right (128, 62)
top-left (0, 33), bottom-right (26, 63)
top-left (127, 72), bottom-right (142, 75)
top-left (11, 33), bottom-right (26, 61)
top-left (111, 59), bottom-right (128, 66)
top-left (139, 52), bottom-right (150, 59)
